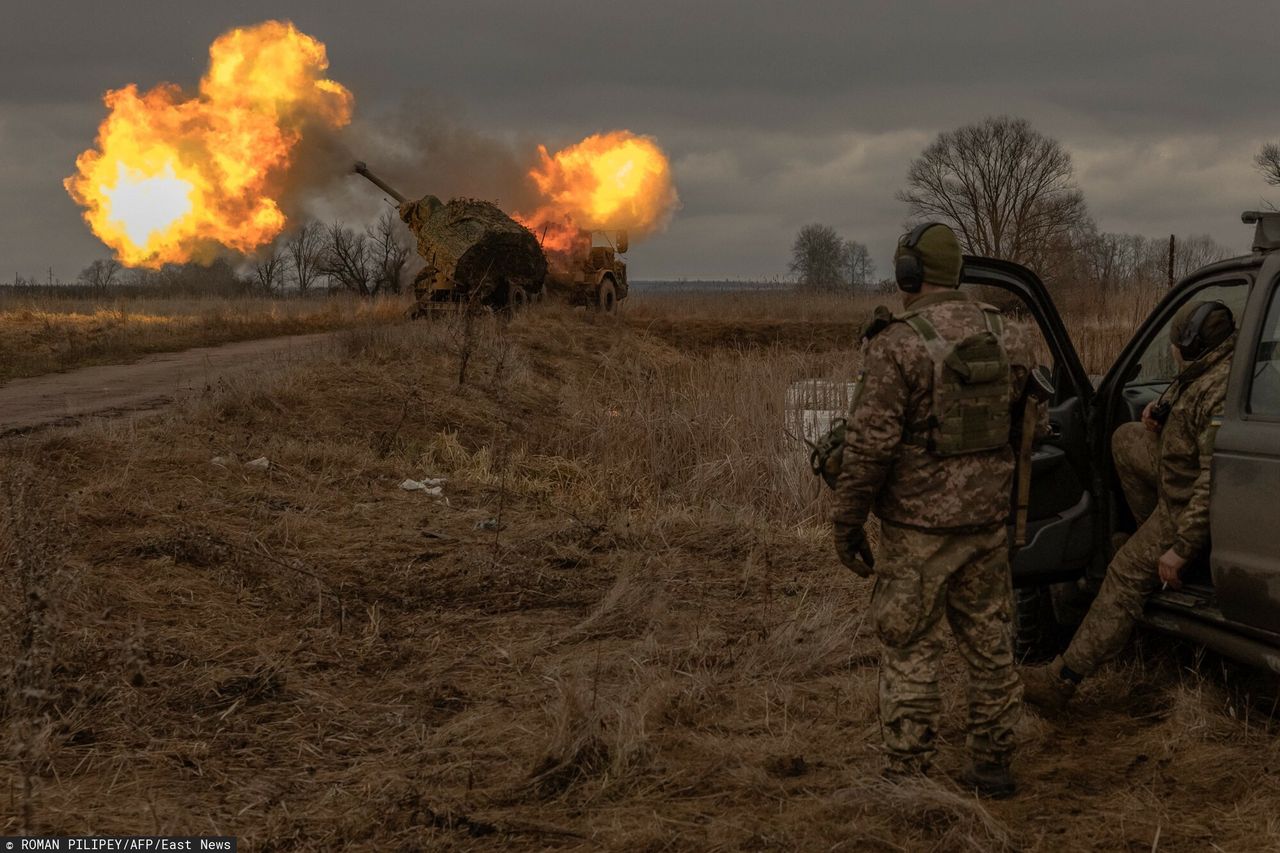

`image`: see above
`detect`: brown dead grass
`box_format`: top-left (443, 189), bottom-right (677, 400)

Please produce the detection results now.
top-left (0, 290), bottom-right (1269, 850)
top-left (0, 293), bottom-right (410, 384)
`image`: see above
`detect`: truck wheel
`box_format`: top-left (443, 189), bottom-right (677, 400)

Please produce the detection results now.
top-left (1014, 583), bottom-right (1082, 662)
top-left (597, 279), bottom-right (617, 313)
top-left (1014, 586), bottom-right (1055, 662)
top-left (507, 285), bottom-right (529, 313)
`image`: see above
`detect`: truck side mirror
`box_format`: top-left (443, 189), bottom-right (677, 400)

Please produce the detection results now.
top-left (616, 230), bottom-right (629, 254)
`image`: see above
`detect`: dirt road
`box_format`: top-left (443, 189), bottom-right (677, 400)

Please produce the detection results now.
top-left (0, 331), bottom-right (335, 434)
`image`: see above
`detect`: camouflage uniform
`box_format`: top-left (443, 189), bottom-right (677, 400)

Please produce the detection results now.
top-left (1062, 337), bottom-right (1234, 675)
top-left (833, 290), bottom-right (1043, 773)
top-left (1112, 421), bottom-right (1160, 524)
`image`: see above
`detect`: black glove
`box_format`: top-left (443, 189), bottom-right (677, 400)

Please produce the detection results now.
top-left (833, 522), bottom-right (875, 577)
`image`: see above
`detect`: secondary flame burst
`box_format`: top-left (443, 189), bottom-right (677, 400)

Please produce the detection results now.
top-left (64, 21), bottom-right (352, 268)
top-left (515, 131), bottom-right (680, 256)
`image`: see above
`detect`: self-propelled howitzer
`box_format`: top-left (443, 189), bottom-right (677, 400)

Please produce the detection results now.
top-left (352, 161), bottom-right (547, 315)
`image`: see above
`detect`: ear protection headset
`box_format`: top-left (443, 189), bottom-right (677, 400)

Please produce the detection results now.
top-left (1175, 299), bottom-right (1234, 360)
top-left (894, 222), bottom-right (941, 293)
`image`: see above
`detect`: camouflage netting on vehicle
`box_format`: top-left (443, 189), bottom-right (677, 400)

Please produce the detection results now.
top-left (399, 195), bottom-right (547, 301)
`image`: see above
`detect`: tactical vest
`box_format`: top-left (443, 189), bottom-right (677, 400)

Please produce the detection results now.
top-left (900, 304), bottom-right (1012, 456)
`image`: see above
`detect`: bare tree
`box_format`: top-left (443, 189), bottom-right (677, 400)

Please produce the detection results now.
top-left (285, 220), bottom-right (324, 295)
top-left (367, 210), bottom-right (410, 295)
top-left (898, 116), bottom-right (1088, 269)
top-left (252, 241), bottom-right (286, 295)
top-left (843, 240), bottom-right (876, 289)
top-left (319, 220), bottom-right (374, 296)
top-left (1058, 225), bottom-right (1232, 293)
top-left (121, 266), bottom-right (154, 288)
top-left (1171, 234), bottom-right (1232, 281)
top-left (1256, 142), bottom-right (1280, 187)
top-left (152, 258), bottom-right (251, 296)
top-left (77, 258), bottom-right (122, 291)
top-left (789, 224), bottom-right (846, 290)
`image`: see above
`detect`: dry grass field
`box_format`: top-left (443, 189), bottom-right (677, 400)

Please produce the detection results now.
top-left (0, 291), bottom-right (409, 384)
top-left (1, 288), bottom-right (1275, 851)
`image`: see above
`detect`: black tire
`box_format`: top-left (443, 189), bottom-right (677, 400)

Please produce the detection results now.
top-left (597, 278), bottom-right (617, 313)
top-left (507, 284), bottom-right (529, 313)
top-left (1014, 586), bottom-right (1056, 662)
top-left (1014, 582), bottom-right (1086, 662)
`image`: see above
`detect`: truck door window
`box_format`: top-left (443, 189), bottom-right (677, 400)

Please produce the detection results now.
top-left (1249, 286), bottom-right (1280, 416)
top-left (1130, 282), bottom-right (1249, 385)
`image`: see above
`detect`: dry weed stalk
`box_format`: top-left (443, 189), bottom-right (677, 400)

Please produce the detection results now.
top-left (530, 668), bottom-right (669, 799)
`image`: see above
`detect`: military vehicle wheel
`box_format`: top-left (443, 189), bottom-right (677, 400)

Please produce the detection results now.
top-left (1014, 582), bottom-right (1084, 662)
top-left (597, 279), bottom-right (618, 313)
top-left (507, 285), bottom-right (529, 313)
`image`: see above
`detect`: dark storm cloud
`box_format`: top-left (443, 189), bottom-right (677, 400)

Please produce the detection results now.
top-left (3, 0), bottom-right (1277, 280)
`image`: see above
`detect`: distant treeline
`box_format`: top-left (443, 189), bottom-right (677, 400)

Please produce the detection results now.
top-left (5, 211), bottom-right (416, 301)
top-left (3, 258), bottom-right (275, 300)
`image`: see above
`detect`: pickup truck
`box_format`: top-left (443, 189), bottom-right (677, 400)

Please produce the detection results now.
top-left (968, 211), bottom-right (1280, 671)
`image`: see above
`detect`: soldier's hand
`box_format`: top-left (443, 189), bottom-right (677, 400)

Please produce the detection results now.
top-left (834, 522), bottom-right (874, 577)
top-left (1141, 400), bottom-right (1162, 433)
top-left (1158, 548), bottom-right (1187, 589)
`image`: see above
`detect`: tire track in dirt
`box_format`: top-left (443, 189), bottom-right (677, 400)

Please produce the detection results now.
top-left (0, 331), bottom-right (337, 435)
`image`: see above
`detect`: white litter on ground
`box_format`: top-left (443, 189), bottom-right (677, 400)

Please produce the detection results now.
top-left (400, 479), bottom-right (445, 497)
top-left (244, 457), bottom-right (271, 471)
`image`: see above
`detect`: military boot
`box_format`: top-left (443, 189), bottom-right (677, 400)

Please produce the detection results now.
top-left (1019, 655), bottom-right (1079, 710)
top-left (960, 761), bottom-right (1016, 799)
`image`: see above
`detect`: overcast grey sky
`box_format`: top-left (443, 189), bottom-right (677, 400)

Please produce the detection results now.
top-left (3, 0), bottom-right (1278, 282)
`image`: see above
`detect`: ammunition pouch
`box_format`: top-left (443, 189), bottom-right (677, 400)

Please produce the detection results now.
top-left (901, 306), bottom-right (1012, 456)
top-left (809, 417), bottom-right (847, 490)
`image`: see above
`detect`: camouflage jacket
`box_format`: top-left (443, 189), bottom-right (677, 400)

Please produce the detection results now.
top-left (832, 290), bottom-right (1043, 533)
top-left (1156, 336), bottom-right (1234, 560)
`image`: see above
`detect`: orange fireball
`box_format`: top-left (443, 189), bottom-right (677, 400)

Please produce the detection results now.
top-left (64, 20), bottom-right (352, 268)
top-left (516, 131), bottom-right (679, 254)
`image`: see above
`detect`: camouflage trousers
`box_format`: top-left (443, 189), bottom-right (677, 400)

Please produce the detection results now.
top-left (1112, 421), bottom-right (1160, 525)
top-left (1063, 422), bottom-right (1166, 675)
top-left (871, 522), bottom-right (1020, 771)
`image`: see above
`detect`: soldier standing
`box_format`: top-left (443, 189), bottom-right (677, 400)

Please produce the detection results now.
top-left (1021, 301), bottom-right (1235, 707)
top-left (832, 222), bottom-right (1043, 798)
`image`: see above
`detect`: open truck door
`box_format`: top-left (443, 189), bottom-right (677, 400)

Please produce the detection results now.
top-left (963, 217), bottom-right (1280, 670)
top-left (960, 257), bottom-right (1101, 587)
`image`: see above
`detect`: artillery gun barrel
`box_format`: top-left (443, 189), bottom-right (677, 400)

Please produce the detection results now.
top-left (352, 161), bottom-right (407, 205)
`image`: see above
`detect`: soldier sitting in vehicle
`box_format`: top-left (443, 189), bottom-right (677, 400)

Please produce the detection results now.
top-left (1022, 300), bottom-right (1236, 708)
